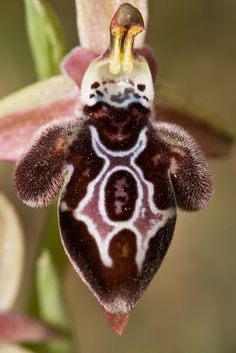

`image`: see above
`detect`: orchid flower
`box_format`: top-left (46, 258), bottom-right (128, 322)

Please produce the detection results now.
top-left (0, 0), bottom-right (234, 337)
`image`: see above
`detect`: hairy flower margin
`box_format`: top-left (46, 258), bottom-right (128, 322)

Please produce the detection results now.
top-left (0, 0), bottom-right (234, 344)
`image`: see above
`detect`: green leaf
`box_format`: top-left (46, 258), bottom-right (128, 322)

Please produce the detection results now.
top-left (43, 204), bottom-right (68, 276)
top-left (35, 248), bottom-right (73, 353)
top-left (36, 250), bottom-right (69, 332)
top-left (24, 0), bottom-right (67, 80)
top-left (0, 75), bottom-right (77, 118)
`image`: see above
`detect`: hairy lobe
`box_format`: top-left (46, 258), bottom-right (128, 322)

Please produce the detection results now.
top-left (14, 117), bottom-right (78, 207)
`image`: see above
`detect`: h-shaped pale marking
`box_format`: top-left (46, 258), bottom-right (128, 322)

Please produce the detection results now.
top-left (72, 125), bottom-right (175, 270)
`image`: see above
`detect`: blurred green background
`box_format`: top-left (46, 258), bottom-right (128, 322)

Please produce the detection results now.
top-left (0, 1), bottom-right (236, 352)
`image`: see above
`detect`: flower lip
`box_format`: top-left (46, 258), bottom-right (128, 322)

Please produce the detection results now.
top-left (109, 3), bottom-right (144, 75)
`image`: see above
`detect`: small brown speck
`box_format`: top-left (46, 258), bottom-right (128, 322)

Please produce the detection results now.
top-left (129, 79), bottom-right (135, 86)
top-left (137, 84), bottom-right (146, 91)
top-left (91, 82), bottom-right (100, 89)
top-left (96, 90), bottom-right (104, 97)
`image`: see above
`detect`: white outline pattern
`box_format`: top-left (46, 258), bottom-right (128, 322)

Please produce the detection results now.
top-left (64, 126), bottom-right (175, 271)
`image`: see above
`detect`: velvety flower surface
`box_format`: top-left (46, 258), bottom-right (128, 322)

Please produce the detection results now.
top-left (0, 0), bottom-right (233, 336)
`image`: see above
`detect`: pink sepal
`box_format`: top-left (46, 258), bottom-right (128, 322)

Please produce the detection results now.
top-left (0, 313), bottom-right (60, 343)
top-left (0, 93), bottom-right (78, 161)
top-left (61, 47), bottom-right (98, 86)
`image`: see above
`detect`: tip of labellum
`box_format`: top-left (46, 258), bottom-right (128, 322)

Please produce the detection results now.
top-left (102, 308), bottom-right (129, 335)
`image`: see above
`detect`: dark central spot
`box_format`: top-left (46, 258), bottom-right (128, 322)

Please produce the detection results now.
top-left (105, 170), bottom-right (138, 221)
top-left (83, 102), bottom-right (150, 150)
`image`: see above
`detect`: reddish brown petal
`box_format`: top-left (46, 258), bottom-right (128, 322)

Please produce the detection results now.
top-left (0, 99), bottom-right (77, 161)
top-left (155, 105), bottom-right (234, 157)
top-left (155, 82), bottom-right (234, 157)
top-left (0, 314), bottom-right (60, 343)
top-left (61, 46), bottom-right (98, 86)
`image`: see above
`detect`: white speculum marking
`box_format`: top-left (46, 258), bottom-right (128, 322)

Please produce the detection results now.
top-left (80, 58), bottom-right (154, 109)
top-left (64, 126), bottom-right (175, 271)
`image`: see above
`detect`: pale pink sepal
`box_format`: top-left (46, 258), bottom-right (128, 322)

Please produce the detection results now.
top-left (0, 76), bottom-right (79, 161)
top-left (0, 314), bottom-right (60, 343)
top-left (75, 0), bottom-right (148, 52)
top-left (0, 97), bottom-right (77, 161)
top-left (61, 46), bottom-right (98, 86)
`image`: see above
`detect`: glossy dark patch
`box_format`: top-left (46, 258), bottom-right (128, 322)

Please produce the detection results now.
top-left (140, 218), bottom-right (176, 290)
top-left (105, 170), bottom-right (138, 221)
top-left (59, 210), bottom-right (176, 310)
top-left (135, 127), bottom-right (176, 210)
top-left (83, 102), bottom-right (150, 150)
top-left (59, 211), bottom-right (139, 305)
top-left (63, 125), bottom-right (104, 209)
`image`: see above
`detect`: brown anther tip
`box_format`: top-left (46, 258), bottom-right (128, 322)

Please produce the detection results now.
top-left (111, 3), bottom-right (144, 33)
top-left (103, 308), bottom-right (129, 335)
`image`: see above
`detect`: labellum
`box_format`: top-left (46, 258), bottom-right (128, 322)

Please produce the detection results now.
top-left (14, 3), bottom-right (212, 335)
